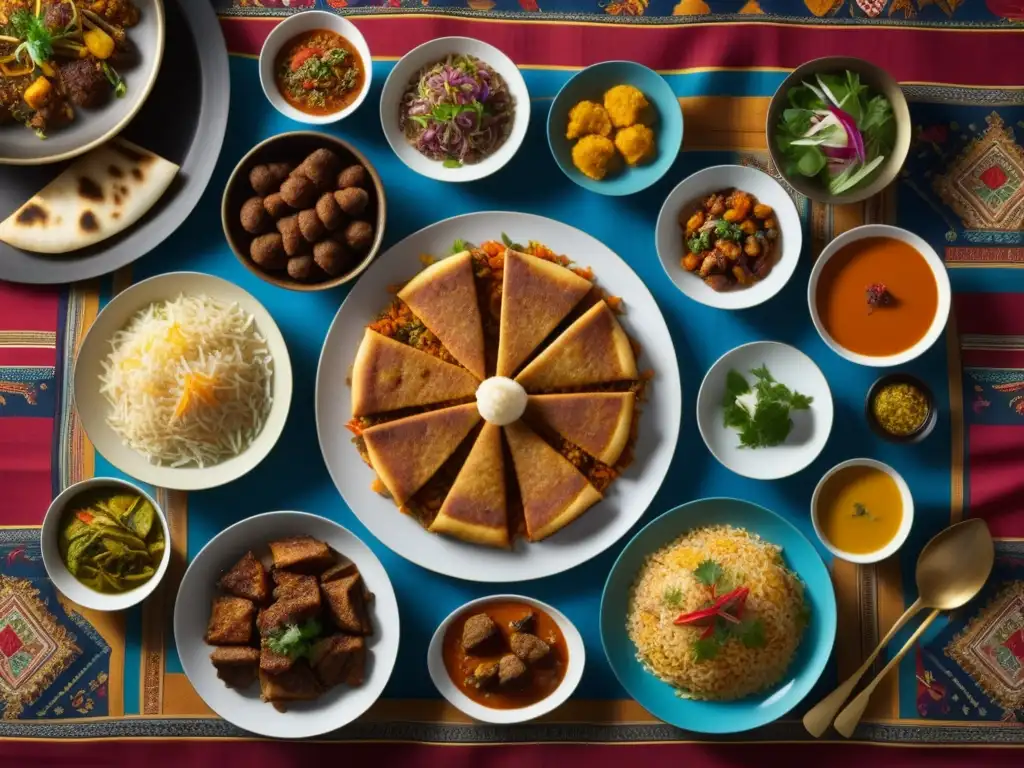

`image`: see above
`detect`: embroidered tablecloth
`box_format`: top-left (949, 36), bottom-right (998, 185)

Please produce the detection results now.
top-left (0, 2), bottom-right (1022, 764)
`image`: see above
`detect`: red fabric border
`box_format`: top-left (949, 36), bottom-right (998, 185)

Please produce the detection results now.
top-left (967, 424), bottom-right (1024, 537)
top-left (0, 740), bottom-right (1019, 767)
top-left (0, 416), bottom-right (53, 526)
top-left (955, 293), bottom-right (1024, 337)
top-left (0, 283), bottom-right (59, 336)
top-left (220, 15), bottom-right (1024, 87)
top-left (962, 349), bottom-right (1024, 368)
top-left (0, 348), bottom-right (55, 367)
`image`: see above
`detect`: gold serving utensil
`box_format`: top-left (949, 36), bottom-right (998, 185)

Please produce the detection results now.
top-left (802, 518), bottom-right (994, 739)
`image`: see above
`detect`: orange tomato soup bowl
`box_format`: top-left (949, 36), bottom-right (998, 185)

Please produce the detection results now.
top-left (808, 224), bottom-right (951, 367)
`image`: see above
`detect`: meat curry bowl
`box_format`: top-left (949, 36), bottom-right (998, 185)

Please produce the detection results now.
top-left (427, 595), bottom-right (584, 724)
top-left (222, 131), bottom-right (386, 292)
top-left (655, 164), bottom-right (803, 310)
top-left (258, 11), bottom-right (372, 126)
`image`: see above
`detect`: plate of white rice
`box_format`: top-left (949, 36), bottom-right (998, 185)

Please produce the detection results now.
top-left (600, 498), bottom-right (836, 733)
top-left (74, 272), bottom-right (293, 491)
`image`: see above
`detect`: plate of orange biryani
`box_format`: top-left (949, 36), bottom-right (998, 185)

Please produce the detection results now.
top-left (315, 212), bottom-right (681, 582)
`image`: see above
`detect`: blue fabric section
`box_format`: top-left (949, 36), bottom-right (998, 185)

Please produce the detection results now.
top-left (0, 368), bottom-right (56, 419)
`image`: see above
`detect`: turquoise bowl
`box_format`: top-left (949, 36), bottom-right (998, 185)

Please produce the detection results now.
top-left (547, 61), bottom-right (683, 197)
top-left (600, 498), bottom-right (837, 734)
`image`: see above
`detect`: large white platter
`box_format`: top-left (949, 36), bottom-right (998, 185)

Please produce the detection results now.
top-left (315, 212), bottom-right (682, 582)
top-left (174, 511), bottom-right (400, 739)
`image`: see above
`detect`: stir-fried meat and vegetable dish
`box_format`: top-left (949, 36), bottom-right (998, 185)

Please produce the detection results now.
top-left (273, 29), bottom-right (364, 116)
top-left (678, 189), bottom-right (779, 292)
top-left (0, 0), bottom-right (137, 137)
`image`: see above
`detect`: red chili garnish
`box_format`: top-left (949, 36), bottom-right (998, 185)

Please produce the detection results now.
top-left (302, 80), bottom-right (316, 90)
top-left (716, 586), bottom-right (749, 617)
top-left (290, 47), bottom-right (324, 72)
top-left (673, 606), bottom-right (719, 627)
top-left (674, 586), bottom-right (750, 627)
top-left (74, 509), bottom-right (94, 524)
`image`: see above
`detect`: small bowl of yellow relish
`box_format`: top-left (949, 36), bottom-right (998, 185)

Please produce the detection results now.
top-left (865, 373), bottom-right (936, 444)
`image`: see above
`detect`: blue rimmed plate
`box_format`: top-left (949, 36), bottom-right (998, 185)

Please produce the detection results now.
top-left (600, 498), bottom-right (837, 734)
top-left (547, 61), bottom-right (683, 196)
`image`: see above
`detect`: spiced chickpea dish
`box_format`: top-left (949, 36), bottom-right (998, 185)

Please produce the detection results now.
top-left (678, 189), bottom-right (779, 292)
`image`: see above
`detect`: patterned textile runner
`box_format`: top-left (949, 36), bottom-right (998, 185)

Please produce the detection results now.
top-left (0, 3), bottom-right (1022, 764)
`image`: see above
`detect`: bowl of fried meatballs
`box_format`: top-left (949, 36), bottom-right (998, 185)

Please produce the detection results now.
top-left (222, 132), bottom-right (386, 291)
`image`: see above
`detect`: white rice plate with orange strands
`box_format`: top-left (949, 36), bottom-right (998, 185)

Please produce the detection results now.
top-left (98, 294), bottom-right (273, 468)
top-left (626, 525), bottom-right (807, 701)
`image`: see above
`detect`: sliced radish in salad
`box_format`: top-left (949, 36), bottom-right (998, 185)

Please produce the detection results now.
top-left (776, 69), bottom-right (895, 196)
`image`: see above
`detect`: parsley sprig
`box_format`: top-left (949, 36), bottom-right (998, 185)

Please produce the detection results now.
top-left (721, 365), bottom-right (813, 449)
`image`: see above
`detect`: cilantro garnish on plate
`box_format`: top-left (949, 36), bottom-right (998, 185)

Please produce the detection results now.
top-left (264, 618), bottom-right (322, 659)
top-left (721, 364), bottom-right (813, 449)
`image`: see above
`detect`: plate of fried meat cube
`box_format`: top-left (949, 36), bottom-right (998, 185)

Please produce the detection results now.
top-left (173, 510), bottom-right (400, 738)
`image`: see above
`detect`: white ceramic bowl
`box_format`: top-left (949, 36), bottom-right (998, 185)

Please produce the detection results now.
top-left (259, 11), bottom-right (373, 125)
top-left (811, 458), bottom-right (914, 564)
top-left (40, 477), bottom-right (171, 612)
top-left (696, 341), bottom-right (834, 480)
top-left (427, 594), bottom-right (584, 724)
top-left (379, 36), bottom-right (530, 183)
top-left (173, 510), bottom-right (400, 739)
top-left (73, 272), bottom-right (293, 491)
top-left (655, 165), bottom-right (803, 310)
top-left (808, 224), bottom-right (952, 367)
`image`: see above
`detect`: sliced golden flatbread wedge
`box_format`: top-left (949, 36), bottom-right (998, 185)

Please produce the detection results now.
top-left (429, 423), bottom-right (509, 549)
top-left (516, 301), bottom-right (638, 391)
top-left (527, 392), bottom-right (635, 466)
top-left (351, 329), bottom-right (479, 417)
top-left (495, 249), bottom-right (592, 378)
top-left (362, 403), bottom-right (481, 506)
top-left (398, 251), bottom-right (487, 380)
top-left (503, 420), bottom-right (601, 542)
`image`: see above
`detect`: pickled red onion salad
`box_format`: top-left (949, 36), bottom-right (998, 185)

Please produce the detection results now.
top-left (399, 53), bottom-right (515, 168)
top-left (774, 70), bottom-right (896, 196)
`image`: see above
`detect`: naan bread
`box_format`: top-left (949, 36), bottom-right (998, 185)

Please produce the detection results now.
top-left (526, 392), bottom-right (635, 466)
top-left (516, 301), bottom-right (637, 391)
top-left (503, 420), bottom-right (601, 542)
top-left (495, 249), bottom-right (592, 377)
top-left (0, 139), bottom-right (179, 254)
top-left (361, 403), bottom-right (481, 506)
top-left (398, 251), bottom-right (487, 380)
top-left (429, 423), bottom-right (509, 548)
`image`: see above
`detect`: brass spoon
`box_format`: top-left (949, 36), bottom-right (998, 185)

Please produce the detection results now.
top-left (803, 518), bottom-right (994, 738)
